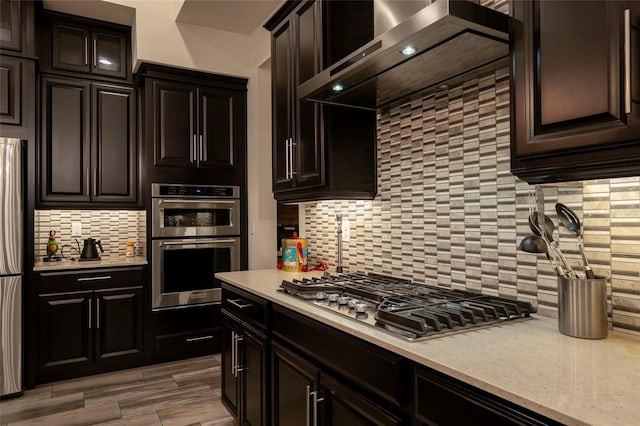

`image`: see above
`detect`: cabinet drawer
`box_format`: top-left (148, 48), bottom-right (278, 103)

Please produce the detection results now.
top-left (155, 327), bottom-right (221, 355)
top-left (414, 367), bottom-right (561, 426)
top-left (38, 266), bottom-right (144, 292)
top-left (272, 304), bottom-right (407, 407)
top-left (222, 283), bottom-right (269, 331)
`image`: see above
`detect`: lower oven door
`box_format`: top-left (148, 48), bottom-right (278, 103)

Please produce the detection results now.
top-left (152, 237), bottom-right (240, 310)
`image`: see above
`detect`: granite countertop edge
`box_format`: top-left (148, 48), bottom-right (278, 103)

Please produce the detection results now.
top-left (34, 256), bottom-right (148, 271)
top-left (216, 269), bottom-right (640, 426)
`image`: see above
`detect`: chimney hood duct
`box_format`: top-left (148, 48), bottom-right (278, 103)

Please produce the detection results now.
top-left (298, 0), bottom-right (510, 110)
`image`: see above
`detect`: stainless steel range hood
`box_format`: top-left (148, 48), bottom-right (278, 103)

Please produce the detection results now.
top-left (298, 0), bottom-right (510, 110)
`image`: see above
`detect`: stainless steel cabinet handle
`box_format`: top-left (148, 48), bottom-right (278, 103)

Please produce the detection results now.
top-left (96, 299), bottom-right (100, 328)
top-left (186, 335), bottom-right (213, 342)
top-left (227, 298), bottom-right (254, 310)
top-left (193, 134), bottom-right (197, 162)
top-left (77, 276), bottom-right (111, 282)
top-left (199, 135), bottom-right (204, 161)
top-left (311, 390), bottom-right (324, 426)
top-left (85, 168), bottom-right (90, 195)
top-left (290, 141), bottom-right (296, 177)
top-left (235, 335), bottom-right (244, 373)
top-left (305, 385), bottom-right (311, 426)
top-left (624, 9), bottom-right (632, 114)
top-left (88, 299), bottom-right (92, 329)
top-left (84, 37), bottom-right (88, 66)
top-left (93, 38), bottom-right (97, 67)
top-left (285, 138), bottom-right (290, 180)
top-left (92, 168), bottom-right (97, 196)
top-left (231, 332), bottom-right (236, 376)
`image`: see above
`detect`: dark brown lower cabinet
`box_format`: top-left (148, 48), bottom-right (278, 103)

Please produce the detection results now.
top-left (271, 341), bottom-right (401, 426)
top-left (36, 269), bottom-right (144, 384)
top-left (271, 341), bottom-right (320, 425)
top-left (222, 310), bottom-right (268, 425)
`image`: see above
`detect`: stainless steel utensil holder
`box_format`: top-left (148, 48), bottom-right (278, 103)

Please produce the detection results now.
top-left (558, 276), bottom-right (608, 339)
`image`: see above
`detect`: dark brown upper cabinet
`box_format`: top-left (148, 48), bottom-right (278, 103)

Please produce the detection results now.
top-left (0, 0), bottom-right (35, 57)
top-left (137, 63), bottom-right (247, 185)
top-left (511, 0), bottom-right (640, 183)
top-left (267, 0), bottom-right (377, 202)
top-left (39, 75), bottom-right (137, 206)
top-left (148, 80), bottom-right (239, 170)
top-left (38, 12), bottom-right (131, 82)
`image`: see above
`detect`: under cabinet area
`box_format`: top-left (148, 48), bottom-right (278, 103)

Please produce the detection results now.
top-left (39, 75), bottom-right (137, 206)
top-left (510, 0), bottom-right (640, 183)
top-left (267, 0), bottom-right (377, 202)
top-left (34, 266), bottom-right (144, 384)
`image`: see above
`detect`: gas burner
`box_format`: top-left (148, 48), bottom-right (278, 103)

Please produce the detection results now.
top-left (279, 273), bottom-right (535, 342)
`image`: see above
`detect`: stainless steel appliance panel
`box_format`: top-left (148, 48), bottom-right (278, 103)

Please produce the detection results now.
top-left (152, 198), bottom-right (240, 238)
top-left (152, 237), bottom-right (240, 310)
top-left (0, 137), bottom-right (23, 397)
top-left (0, 138), bottom-right (23, 275)
top-left (0, 275), bottom-right (21, 396)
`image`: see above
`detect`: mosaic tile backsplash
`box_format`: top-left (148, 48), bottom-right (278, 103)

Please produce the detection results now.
top-left (34, 210), bottom-right (146, 260)
top-left (303, 67), bottom-right (640, 336)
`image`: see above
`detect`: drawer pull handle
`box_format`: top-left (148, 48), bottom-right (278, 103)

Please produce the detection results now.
top-left (228, 298), bottom-right (254, 310)
top-left (77, 276), bottom-right (111, 282)
top-left (186, 335), bottom-right (214, 342)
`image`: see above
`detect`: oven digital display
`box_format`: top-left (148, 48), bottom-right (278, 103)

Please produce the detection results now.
top-left (159, 185), bottom-right (236, 197)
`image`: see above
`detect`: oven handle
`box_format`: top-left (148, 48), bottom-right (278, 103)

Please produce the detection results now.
top-left (159, 239), bottom-right (238, 246)
top-left (158, 199), bottom-right (237, 205)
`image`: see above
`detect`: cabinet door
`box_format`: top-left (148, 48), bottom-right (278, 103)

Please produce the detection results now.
top-left (511, 1), bottom-right (640, 181)
top-left (90, 28), bottom-right (127, 79)
top-left (271, 341), bottom-right (320, 426)
top-left (271, 19), bottom-right (294, 192)
top-left (94, 287), bottom-right (143, 363)
top-left (0, 0), bottom-right (21, 52)
top-left (151, 80), bottom-right (197, 168)
top-left (293, 0), bottom-right (323, 190)
top-left (39, 291), bottom-right (93, 371)
top-left (0, 56), bottom-right (21, 125)
top-left (92, 83), bottom-right (137, 203)
top-left (40, 76), bottom-right (91, 203)
top-left (240, 327), bottom-right (268, 426)
top-left (0, 0), bottom-right (34, 55)
top-left (199, 87), bottom-right (237, 169)
top-left (221, 313), bottom-right (240, 418)
top-left (321, 374), bottom-right (401, 426)
top-left (51, 20), bottom-right (91, 74)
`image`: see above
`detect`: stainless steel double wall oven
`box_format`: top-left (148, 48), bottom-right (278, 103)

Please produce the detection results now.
top-left (151, 183), bottom-right (241, 309)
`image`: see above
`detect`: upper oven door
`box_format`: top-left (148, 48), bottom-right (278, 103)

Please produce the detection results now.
top-left (152, 198), bottom-right (240, 238)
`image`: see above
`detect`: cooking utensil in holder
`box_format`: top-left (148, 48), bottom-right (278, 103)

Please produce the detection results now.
top-left (558, 276), bottom-right (608, 339)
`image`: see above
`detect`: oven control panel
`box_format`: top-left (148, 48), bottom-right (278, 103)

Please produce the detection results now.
top-left (152, 184), bottom-right (239, 198)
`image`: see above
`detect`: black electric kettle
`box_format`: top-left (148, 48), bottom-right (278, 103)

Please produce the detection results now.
top-left (80, 238), bottom-right (104, 261)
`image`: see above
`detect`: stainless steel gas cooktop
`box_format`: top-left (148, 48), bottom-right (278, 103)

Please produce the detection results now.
top-left (279, 273), bottom-right (535, 342)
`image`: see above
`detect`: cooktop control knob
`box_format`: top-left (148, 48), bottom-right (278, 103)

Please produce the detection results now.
top-left (327, 293), bottom-right (339, 302)
top-left (348, 299), bottom-right (359, 308)
top-left (337, 296), bottom-right (350, 305)
top-left (315, 292), bottom-right (327, 300)
top-left (354, 303), bottom-right (368, 313)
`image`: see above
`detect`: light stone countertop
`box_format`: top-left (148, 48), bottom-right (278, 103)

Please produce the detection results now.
top-left (216, 269), bottom-right (640, 426)
top-left (34, 256), bottom-right (148, 272)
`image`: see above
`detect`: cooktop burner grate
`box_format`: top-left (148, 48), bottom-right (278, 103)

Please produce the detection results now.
top-left (279, 272), bottom-right (535, 342)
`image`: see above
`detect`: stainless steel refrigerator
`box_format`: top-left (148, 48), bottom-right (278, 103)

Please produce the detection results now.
top-left (0, 137), bottom-right (23, 397)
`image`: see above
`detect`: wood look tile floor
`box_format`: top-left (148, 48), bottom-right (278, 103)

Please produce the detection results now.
top-left (0, 355), bottom-right (235, 426)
